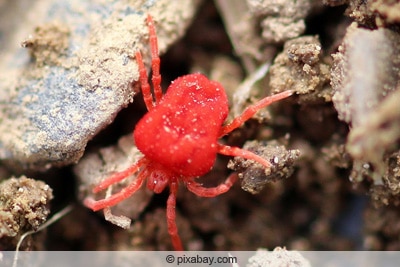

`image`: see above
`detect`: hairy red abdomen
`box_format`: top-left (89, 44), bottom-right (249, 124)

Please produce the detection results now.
top-left (84, 14), bottom-right (294, 252)
top-left (134, 74), bottom-right (229, 177)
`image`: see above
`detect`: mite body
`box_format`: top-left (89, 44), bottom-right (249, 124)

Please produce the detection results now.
top-left (84, 14), bottom-right (292, 250)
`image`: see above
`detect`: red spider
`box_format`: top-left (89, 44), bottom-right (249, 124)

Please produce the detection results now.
top-left (84, 14), bottom-right (292, 250)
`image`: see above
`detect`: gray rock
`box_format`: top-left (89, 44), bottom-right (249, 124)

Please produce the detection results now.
top-left (0, 0), bottom-right (200, 170)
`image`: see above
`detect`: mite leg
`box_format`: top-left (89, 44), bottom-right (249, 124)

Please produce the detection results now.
top-left (219, 90), bottom-right (293, 136)
top-left (136, 51), bottom-right (154, 110)
top-left (84, 169), bottom-right (147, 211)
top-left (146, 14), bottom-right (163, 104)
top-left (217, 143), bottom-right (271, 169)
top-left (166, 180), bottom-right (183, 251)
top-left (186, 173), bottom-right (237, 197)
top-left (93, 157), bottom-right (148, 193)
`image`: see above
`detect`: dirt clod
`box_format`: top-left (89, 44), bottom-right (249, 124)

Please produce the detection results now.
top-left (268, 36), bottom-right (331, 102)
top-left (228, 140), bottom-right (300, 194)
top-left (0, 176), bottom-right (53, 249)
top-left (246, 0), bottom-right (316, 44)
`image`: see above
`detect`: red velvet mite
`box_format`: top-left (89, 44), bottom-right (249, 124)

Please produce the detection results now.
top-left (84, 14), bottom-right (293, 250)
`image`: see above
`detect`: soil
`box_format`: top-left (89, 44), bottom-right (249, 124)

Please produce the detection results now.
top-left (1, 0), bottom-right (400, 254)
top-left (0, 176), bottom-right (53, 250)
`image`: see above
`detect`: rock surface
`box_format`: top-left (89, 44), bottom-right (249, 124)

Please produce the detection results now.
top-left (0, 0), bottom-right (200, 170)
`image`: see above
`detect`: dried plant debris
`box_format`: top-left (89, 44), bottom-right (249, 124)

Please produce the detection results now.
top-left (246, 0), bottom-right (318, 44)
top-left (331, 23), bottom-right (400, 184)
top-left (228, 140), bottom-right (300, 194)
top-left (245, 247), bottom-right (311, 267)
top-left (0, 176), bottom-right (53, 249)
top-left (268, 36), bottom-right (331, 102)
top-left (74, 134), bottom-right (153, 227)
